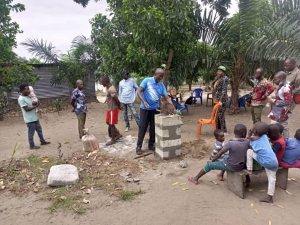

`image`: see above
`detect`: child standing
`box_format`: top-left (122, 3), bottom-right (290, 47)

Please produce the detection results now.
top-left (268, 124), bottom-right (286, 163)
top-left (188, 124), bottom-right (249, 185)
top-left (246, 122), bottom-right (278, 203)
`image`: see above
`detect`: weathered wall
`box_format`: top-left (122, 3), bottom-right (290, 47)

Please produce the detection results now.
top-left (8, 65), bottom-right (95, 100)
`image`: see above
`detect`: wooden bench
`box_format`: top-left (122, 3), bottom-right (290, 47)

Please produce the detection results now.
top-left (227, 167), bottom-right (288, 199)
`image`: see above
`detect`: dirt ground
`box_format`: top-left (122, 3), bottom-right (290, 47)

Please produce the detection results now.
top-left (1, 90), bottom-right (300, 225)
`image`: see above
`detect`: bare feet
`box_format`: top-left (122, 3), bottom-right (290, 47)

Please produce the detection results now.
top-left (217, 173), bottom-right (224, 181)
top-left (188, 177), bottom-right (198, 185)
top-left (259, 195), bottom-right (273, 203)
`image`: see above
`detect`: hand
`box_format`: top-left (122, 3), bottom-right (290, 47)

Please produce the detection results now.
top-left (218, 101), bottom-right (222, 105)
top-left (248, 129), bottom-right (253, 137)
top-left (119, 105), bottom-right (123, 110)
top-left (35, 101), bottom-right (40, 107)
top-left (143, 101), bottom-right (149, 108)
top-left (265, 97), bottom-right (273, 103)
top-left (246, 102), bottom-right (251, 107)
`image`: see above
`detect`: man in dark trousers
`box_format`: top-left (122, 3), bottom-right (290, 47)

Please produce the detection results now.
top-left (71, 80), bottom-right (87, 139)
top-left (136, 68), bottom-right (173, 155)
top-left (18, 84), bottom-right (50, 149)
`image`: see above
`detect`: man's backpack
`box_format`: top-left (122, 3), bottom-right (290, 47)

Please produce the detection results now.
top-left (185, 96), bottom-right (193, 105)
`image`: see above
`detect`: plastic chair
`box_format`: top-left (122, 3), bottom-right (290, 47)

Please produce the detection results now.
top-left (227, 95), bottom-right (247, 111)
top-left (191, 88), bottom-right (203, 105)
top-left (197, 103), bottom-right (221, 139)
top-left (172, 99), bottom-right (188, 114)
top-left (206, 92), bottom-right (213, 107)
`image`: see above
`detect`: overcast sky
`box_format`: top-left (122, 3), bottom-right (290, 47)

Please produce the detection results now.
top-left (11, 0), bottom-right (238, 59)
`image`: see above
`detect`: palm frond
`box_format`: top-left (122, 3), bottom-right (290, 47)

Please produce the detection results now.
top-left (20, 38), bottom-right (60, 63)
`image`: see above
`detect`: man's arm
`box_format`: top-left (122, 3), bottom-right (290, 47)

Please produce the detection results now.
top-left (293, 72), bottom-right (300, 94)
top-left (23, 103), bottom-right (39, 112)
top-left (137, 87), bottom-right (149, 108)
top-left (19, 98), bottom-right (39, 112)
top-left (266, 86), bottom-right (292, 106)
top-left (163, 94), bottom-right (173, 105)
top-left (119, 82), bottom-right (122, 97)
top-left (211, 149), bottom-right (226, 162)
top-left (112, 95), bottom-right (122, 109)
top-left (70, 99), bottom-right (75, 108)
top-left (262, 82), bottom-right (274, 100)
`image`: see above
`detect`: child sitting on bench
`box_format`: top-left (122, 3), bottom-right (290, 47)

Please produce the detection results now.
top-left (246, 122), bottom-right (278, 203)
top-left (268, 124), bottom-right (286, 163)
top-left (188, 124), bottom-right (249, 185)
top-left (281, 129), bottom-right (300, 166)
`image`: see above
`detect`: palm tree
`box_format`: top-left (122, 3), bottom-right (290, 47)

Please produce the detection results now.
top-left (21, 36), bottom-right (99, 87)
top-left (248, 0), bottom-right (300, 62)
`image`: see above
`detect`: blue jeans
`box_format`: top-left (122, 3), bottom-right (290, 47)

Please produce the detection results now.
top-left (122, 103), bottom-right (140, 128)
top-left (26, 120), bottom-right (46, 147)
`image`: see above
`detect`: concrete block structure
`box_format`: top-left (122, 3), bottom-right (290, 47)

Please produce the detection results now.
top-left (155, 114), bottom-right (183, 159)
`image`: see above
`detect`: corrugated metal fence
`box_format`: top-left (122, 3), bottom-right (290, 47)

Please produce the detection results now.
top-left (8, 65), bottom-right (95, 100)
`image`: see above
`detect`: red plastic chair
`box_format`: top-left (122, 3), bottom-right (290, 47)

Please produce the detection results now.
top-left (197, 103), bottom-right (221, 139)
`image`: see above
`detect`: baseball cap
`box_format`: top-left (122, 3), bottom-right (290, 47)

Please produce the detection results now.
top-left (217, 66), bottom-right (226, 72)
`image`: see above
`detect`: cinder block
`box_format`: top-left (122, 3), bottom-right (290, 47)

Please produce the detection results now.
top-left (155, 126), bottom-right (170, 138)
top-left (155, 114), bottom-right (182, 159)
top-left (155, 114), bottom-right (183, 128)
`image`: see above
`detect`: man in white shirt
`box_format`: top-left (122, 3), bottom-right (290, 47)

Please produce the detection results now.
top-left (119, 70), bottom-right (140, 132)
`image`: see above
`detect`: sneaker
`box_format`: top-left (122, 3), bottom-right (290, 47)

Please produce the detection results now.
top-left (41, 141), bottom-right (51, 145)
top-left (30, 146), bottom-right (40, 150)
top-left (125, 127), bottom-right (129, 132)
top-left (136, 146), bottom-right (142, 155)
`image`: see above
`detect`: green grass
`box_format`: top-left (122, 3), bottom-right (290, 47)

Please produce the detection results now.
top-left (48, 187), bottom-right (83, 214)
top-left (120, 189), bottom-right (145, 201)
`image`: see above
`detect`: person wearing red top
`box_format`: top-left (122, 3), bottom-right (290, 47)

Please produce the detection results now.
top-left (268, 124), bottom-right (286, 163)
top-left (248, 68), bottom-right (274, 124)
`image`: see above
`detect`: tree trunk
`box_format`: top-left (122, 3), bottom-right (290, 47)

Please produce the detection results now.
top-left (229, 55), bottom-right (247, 114)
top-left (188, 81), bottom-right (192, 91)
top-left (163, 48), bottom-right (174, 88)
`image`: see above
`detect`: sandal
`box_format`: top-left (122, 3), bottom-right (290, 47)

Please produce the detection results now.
top-left (106, 141), bottom-right (116, 146)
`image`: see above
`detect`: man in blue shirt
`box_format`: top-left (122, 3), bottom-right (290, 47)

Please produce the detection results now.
top-left (119, 70), bottom-right (140, 132)
top-left (71, 80), bottom-right (87, 139)
top-left (18, 84), bottom-right (50, 149)
top-left (136, 68), bottom-right (173, 155)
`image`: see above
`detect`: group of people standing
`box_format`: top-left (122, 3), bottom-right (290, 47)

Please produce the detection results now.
top-left (70, 68), bottom-right (172, 155)
top-left (212, 57), bottom-right (300, 140)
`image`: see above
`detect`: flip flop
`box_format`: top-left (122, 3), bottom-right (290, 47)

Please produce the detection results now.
top-left (217, 173), bottom-right (225, 181)
top-left (106, 141), bottom-right (116, 146)
top-left (116, 135), bottom-right (122, 140)
top-left (188, 177), bottom-right (198, 185)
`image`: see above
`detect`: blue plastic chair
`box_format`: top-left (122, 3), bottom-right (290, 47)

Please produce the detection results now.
top-left (227, 95), bottom-right (247, 111)
top-left (172, 99), bottom-right (188, 114)
top-left (191, 88), bottom-right (203, 105)
top-left (168, 94), bottom-right (179, 102)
